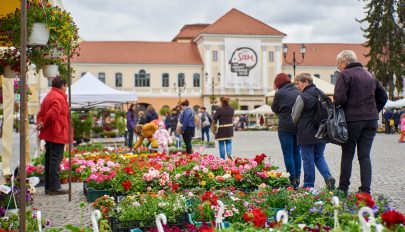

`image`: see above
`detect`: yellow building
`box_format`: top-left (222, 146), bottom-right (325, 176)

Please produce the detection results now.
top-left (39, 8), bottom-right (369, 113)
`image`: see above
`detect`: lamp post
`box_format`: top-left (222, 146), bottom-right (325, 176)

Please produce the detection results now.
top-left (282, 43), bottom-right (306, 77)
top-left (205, 72), bottom-right (221, 111)
top-left (173, 81), bottom-right (186, 104)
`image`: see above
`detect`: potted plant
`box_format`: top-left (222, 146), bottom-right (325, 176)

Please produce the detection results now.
top-left (0, 49), bottom-right (22, 78)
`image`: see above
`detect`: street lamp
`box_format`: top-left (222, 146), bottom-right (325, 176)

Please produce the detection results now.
top-left (205, 72), bottom-right (221, 111)
top-left (173, 81), bottom-right (186, 104)
top-left (282, 43), bottom-right (306, 77)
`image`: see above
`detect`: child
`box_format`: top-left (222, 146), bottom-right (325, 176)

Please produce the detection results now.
top-left (399, 113), bottom-right (405, 143)
top-left (154, 121), bottom-right (172, 154)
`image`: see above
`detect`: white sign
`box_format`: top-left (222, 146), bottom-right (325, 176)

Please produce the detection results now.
top-left (225, 38), bottom-right (261, 89)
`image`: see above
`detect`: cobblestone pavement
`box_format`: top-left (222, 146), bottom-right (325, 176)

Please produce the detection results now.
top-left (25, 131), bottom-right (405, 227)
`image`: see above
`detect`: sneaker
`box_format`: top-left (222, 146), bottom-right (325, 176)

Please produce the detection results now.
top-left (325, 177), bottom-right (336, 190)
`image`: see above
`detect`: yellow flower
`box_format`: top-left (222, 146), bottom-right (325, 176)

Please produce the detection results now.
top-left (208, 172), bottom-right (215, 179)
top-left (267, 171), bottom-right (277, 178)
top-left (200, 181), bottom-right (206, 187)
top-left (226, 170), bottom-right (231, 175)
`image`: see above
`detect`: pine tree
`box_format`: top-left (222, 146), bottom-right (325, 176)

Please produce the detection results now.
top-left (358, 0), bottom-right (405, 99)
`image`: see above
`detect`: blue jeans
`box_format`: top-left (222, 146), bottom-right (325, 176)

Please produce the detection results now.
top-left (218, 139), bottom-right (232, 159)
top-left (201, 126), bottom-right (210, 142)
top-left (278, 131), bottom-right (301, 180)
top-left (301, 143), bottom-right (332, 188)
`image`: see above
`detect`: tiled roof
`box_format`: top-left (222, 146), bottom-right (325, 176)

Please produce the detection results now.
top-left (71, 41), bottom-right (203, 65)
top-left (172, 24), bottom-right (210, 41)
top-left (282, 43), bottom-right (370, 66)
top-left (200, 8), bottom-right (285, 36)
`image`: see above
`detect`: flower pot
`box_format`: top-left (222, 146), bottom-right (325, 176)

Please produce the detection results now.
top-left (42, 64), bottom-right (59, 78)
top-left (3, 66), bottom-right (18, 78)
top-left (60, 177), bottom-right (69, 184)
top-left (28, 23), bottom-right (50, 45)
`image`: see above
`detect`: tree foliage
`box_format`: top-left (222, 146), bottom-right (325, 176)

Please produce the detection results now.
top-left (358, 0), bottom-right (405, 99)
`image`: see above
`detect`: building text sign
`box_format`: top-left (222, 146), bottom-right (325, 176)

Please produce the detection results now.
top-left (225, 38), bottom-right (261, 89)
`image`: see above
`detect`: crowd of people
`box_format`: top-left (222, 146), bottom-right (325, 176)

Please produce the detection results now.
top-left (37, 49), bottom-right (394, 195)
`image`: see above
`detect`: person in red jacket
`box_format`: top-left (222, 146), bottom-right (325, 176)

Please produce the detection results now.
top-left (36, 77), bottom-right (69, 195)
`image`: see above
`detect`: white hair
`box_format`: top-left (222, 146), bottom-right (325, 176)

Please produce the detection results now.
top-left (336, 50), bottom-right (358, 64)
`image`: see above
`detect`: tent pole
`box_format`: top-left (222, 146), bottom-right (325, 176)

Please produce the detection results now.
top-left (19, 0), bottom-right (27, 231)
top-left (68, 45), bottom-right (72, 201)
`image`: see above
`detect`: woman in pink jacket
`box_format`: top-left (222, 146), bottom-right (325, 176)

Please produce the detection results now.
top-left (398, 113), bottom-right (405, 143)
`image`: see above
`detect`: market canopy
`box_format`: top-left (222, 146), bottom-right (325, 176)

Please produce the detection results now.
top-left (385, 99), bottom-right (405, 109)
top-left (249, 104), bottom-right (274, 114)
top-left (265, 76), bottom-right (336, 97)
top-left (41, 72), bottom-right (137, 108)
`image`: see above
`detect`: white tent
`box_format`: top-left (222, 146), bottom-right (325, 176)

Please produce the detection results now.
top-left (265, 76), bottom-right (336, 97)
top-left (249, 104), bottom-right (274, 114)
top-left (41, 72), bottom-right (137, 108)
top-left (391, 99), bottom-right (405, 109)
top-left (384, 100), bottom-right (396, 109)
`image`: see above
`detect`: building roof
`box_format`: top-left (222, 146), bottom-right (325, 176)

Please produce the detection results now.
top-left (72, 41), bottom-right (203, 65)
top-left (282, 43), bottom-right (370, 66)
top-left (172, 24), bottom-right (210, 41)
top-left (200, 8), bottom-right (285, 36)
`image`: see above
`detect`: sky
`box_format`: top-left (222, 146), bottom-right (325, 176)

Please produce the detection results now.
top-left (62, 0), bottom-right (369, 43)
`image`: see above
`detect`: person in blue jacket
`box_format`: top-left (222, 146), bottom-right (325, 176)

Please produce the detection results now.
top-left (179, 99), bottom-right (195, 154)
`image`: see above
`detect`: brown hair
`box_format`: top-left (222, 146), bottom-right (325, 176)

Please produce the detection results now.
top-left (51, 77), bottom-right (67, 89)
top-left (220, 96), bottom-right (230, 106)
top-left (274, 73), bottom-right (291, 89)
top-left (180, 99), bottom-right (189, 106)
top-left (146, 105), bottom-right (155, 112)
top-left (294, 73), bottom-right (313, 84)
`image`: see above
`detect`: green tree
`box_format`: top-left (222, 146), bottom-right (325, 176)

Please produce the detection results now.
top-left (229, 98), bottom-right (240, 110)
top-left (358, 0), bottom-right (405, 99)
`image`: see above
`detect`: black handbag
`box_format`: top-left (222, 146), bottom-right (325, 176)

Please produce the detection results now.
top-left (316, 104), bottom-right (348, 145)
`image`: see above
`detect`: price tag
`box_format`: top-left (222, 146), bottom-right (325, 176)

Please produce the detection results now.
top-left (0, 185), bottom-right (11, 194)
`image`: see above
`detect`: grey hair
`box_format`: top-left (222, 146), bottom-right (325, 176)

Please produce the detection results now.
top-left (295, 73), bottom-right (313, 84)
top-left (336, 50), bottom-right (357, 64)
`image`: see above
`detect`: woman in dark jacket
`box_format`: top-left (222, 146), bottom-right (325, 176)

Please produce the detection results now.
top-left (213, 96), bottom-right (235, 160)
top-left (291, 73), bottom-right (335, 190)
top-left (271, 73), bottom-right (301, 188)
top-left (179, 99), bottom-right (195, 154)
top-left (145, 105), bottom-right (158, 123)
top-left (126, 104), bottom-right (137, 148)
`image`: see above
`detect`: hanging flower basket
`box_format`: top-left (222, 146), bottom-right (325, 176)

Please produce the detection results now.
top-left (27, 23), bottom-right (50, 45)
top-left (44, 48), bottom-right (62, 59)
top-left (3, 66), bottom-right (18, 79)
top-left (42, 64), bottom-right (59, 78)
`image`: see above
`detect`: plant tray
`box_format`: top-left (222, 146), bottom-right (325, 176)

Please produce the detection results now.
top-left (83, 181), bottom-right (88, 196)
top-left (109, 213), bottom-right (189, 232)
top-left (86, 187), bottom-right (111, 203)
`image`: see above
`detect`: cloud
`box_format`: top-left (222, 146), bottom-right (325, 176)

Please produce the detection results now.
top-left (63, 0), bottom-right (368, 43)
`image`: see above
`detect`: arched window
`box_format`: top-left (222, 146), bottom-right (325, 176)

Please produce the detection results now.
top-left (115, 73), bottom-right (122, 87)
top-left (162, 73), bottom-right (169, 87)
top-left (178, 73), bottom-right (185, 87)
top-left (193, 73), bottom-right (200, 87)
top-left (98, 72), bottom-right (106, 83)
top-left (135, 69), bottom-right (150, 87)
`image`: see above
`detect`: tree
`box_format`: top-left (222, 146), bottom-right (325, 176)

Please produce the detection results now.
top-left (358, 0), bottom-right (405, 99)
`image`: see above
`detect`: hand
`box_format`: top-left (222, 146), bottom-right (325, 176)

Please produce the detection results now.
top-left (36, 123), bottom-right (43, 130)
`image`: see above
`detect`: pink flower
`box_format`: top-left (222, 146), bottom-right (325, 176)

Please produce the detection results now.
top-left (224, 210), bottom-right (233, 217)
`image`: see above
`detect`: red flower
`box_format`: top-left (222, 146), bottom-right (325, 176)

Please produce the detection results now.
top-left (199, 222), bottom-right (214, 232)
top-left (243, 212), bottom-right (252, 222)
top-left (243, 208), bottom-right (267, 228)
top-left (121, 180), bottom-right (132, 191)
top-left (381, 210), bottom-right (405, 229)
top-left (172, 183), bottom-right (179, 192)
top-left (201, 191), bottom-right (218, 206)
top-left (355, 192), bottom-right (375, 208)
top-left (123, 166), bottom-right (134, 175)
top-left (254, 153), bottom-right (267, 164)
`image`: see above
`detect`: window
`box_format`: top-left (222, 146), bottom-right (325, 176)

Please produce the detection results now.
top-left (177, 73), bottom-right (185, 87)
top-left (212, 50), bottom-right (218, 61)
top-left (98, 72), bottom-right (106, 83)
top-left (330, 71), bottom-right (339, 85)
top-left (48, 79), bottom-right (52, 87)
top-left (314, 74), bottom-right (320, 78)
top-left (162, 73), bottom-right (169, 87)
top-left (240, 105), bottom-right (249, 110)
top-left (115, 73), bottom-right (122, 87)
top-left (193, 73), bottom-right (200, 87)
top-left (81, 72), bottom-right (86, 77)
top-left (134, 69), bottom-right (150, 87)
top-left (268, 51), bottom-right (274, 62)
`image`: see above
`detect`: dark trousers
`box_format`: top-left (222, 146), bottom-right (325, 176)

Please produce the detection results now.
top-left (44, 141), bottom-right (65, 191)
top-left (127, 129), bottom-right (134, 148)
top-left (182, 127), bottom-right (194, 154)
top-left (339, 120), bottom-right (377, 193)
top-left (201, 126), bottom-right (210, 142)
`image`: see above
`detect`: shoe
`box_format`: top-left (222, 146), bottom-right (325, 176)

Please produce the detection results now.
top-left (325, 177), bottom-right (336, 190)
top-left (48, 189), bottom-right (68, 195)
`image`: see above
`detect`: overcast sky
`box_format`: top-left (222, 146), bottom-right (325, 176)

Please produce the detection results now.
top-left (63, 0), bottom-right (369, 43)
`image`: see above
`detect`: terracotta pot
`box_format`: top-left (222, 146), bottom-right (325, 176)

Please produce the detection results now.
top-left (60, 177), bottom-right (69, 184)
top-left (28, 23), bottom-right (50, 45)
top-left (42, 64), bottom-right (59, 78)
top-left (3, 66), bottom-right (18, 78)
